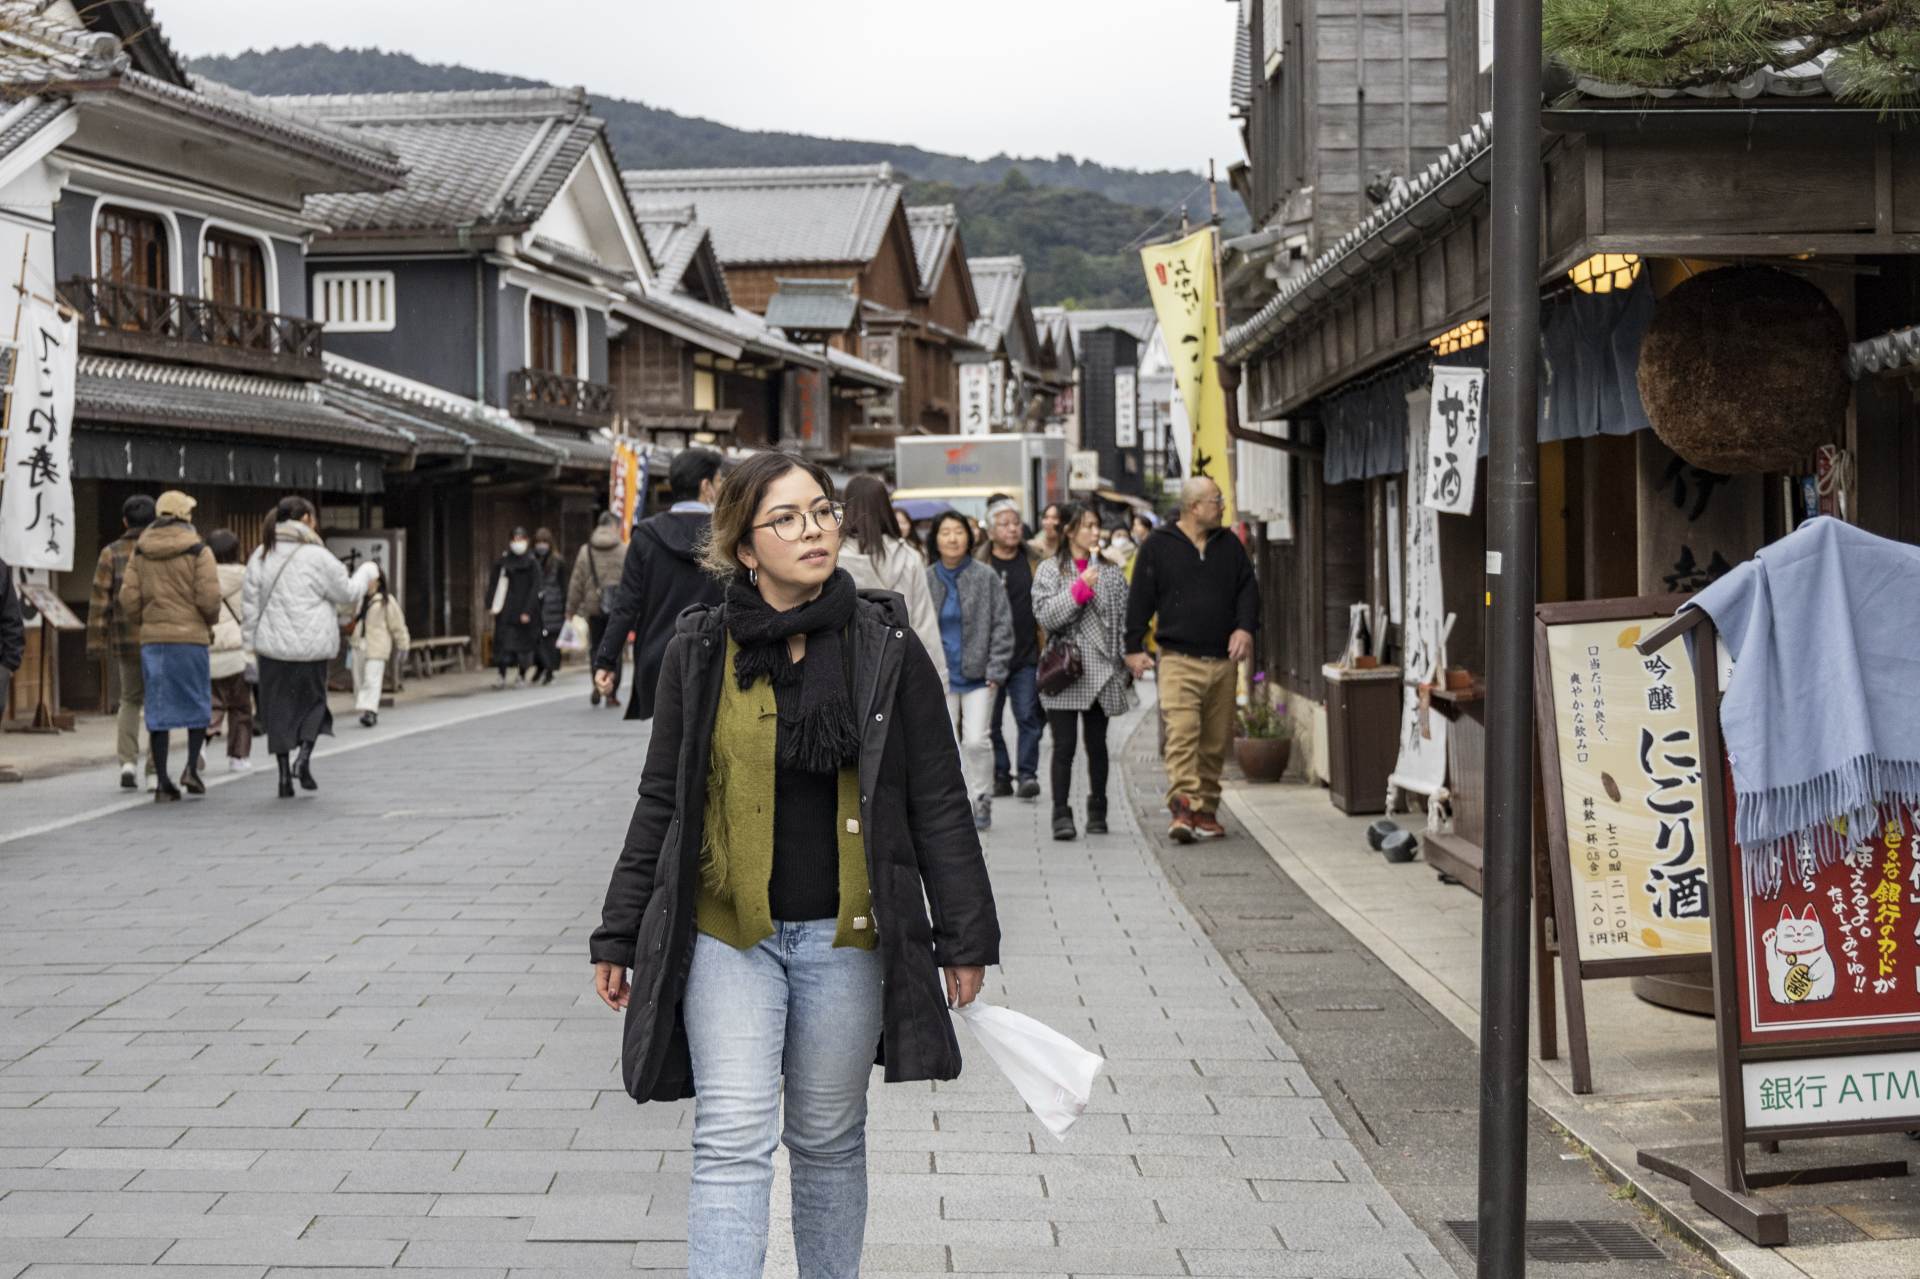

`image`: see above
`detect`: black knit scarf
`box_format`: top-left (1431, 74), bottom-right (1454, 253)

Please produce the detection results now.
top-left (724, 568), bottom-right (860, 774)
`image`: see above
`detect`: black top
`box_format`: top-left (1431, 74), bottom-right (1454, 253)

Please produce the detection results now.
top-left (594, 510), bottom-right (725, 721)
top-left (983, 547), bottom-right (1039, 670)
top-left (768, 657), bottom-right (841, 922)
top-left (1124, 524), bottom-right (1260, 659)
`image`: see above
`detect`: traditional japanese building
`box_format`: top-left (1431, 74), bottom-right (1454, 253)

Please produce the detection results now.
top-left (0, 0), bottom-right (412, 714)
top-left (622, 165), bottom-right (979, 449)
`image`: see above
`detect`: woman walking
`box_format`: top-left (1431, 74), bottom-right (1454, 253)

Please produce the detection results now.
top-left (348, 564), bottom-right (409, 728)
top-left (891, 506), bottom-right (927, 562)
top-left (1031, 501), bottom-right (1135, 841)
top-left (567, 511), bottom-right (627, 708)
top-left (488, 528), bottom-right (540, 686)
top-left (925, 510), bottom-right (1013, 830)
top-left (836, 475), bottom-right (946, 685)
top-left (591, 451), bottom-right (998, 1279)
top-left (206, 530), bottom-right (254, 772)
top-left (244, 496), bottom-right (377, 798)
top-left (531, 527), bottom-right (566, 684)
top-left (118, 490), bottom-right (220, 803)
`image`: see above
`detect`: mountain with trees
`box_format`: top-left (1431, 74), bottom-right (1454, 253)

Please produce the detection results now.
top-left (189, 45), bottom-right (1244, 306)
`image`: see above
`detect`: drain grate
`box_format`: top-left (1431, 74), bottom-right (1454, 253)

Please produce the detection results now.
top-left (1445, 1219), bottom-right (1665, 1263)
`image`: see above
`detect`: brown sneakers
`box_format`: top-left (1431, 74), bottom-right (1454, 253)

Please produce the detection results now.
top-left (1190, 810), bottom-right (1226, 840)
top-left (1167, 796), bottom-right (1196, 844)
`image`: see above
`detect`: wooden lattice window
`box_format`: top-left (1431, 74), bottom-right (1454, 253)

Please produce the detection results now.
top-left (95, 206), bottom-right (170, 291)
top-left (202, 230), bottom-right (268, 311)
top-left (528, 296), bottom-right (579, 376)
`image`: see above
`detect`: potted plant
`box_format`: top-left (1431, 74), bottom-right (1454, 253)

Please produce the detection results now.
top-left (1234, 673), bottom-right (1293, 783)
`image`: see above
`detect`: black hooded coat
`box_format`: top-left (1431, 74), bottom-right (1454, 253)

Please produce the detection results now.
top-left (594, 510), bottom-right (724, 719)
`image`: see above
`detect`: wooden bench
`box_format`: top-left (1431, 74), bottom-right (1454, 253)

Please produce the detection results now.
top-left (405, 635), bottom-right (471, 680)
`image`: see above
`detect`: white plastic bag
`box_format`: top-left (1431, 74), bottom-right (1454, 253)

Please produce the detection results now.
top-left (954, 1003), bottom-right (1105, 1140)
top-left (558, 614), bottom-right (589, 653)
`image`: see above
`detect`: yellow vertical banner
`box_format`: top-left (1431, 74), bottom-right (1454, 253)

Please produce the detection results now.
top-left (1141, 229), bottom-right (1235, 521)
top-left (610, 440), bottom-right (640, 545)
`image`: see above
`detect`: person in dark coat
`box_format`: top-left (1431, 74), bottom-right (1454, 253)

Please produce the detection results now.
top-left (593, 447), bottom-right (725, 720)
top-left (488, 528), bottom-right (541, 686)
top-left (591, 451), bottom-right (998, 1276)
top-left (529, 527), bottom-right (566, 685)
top-left (0, 557), bottom-right (23, 715)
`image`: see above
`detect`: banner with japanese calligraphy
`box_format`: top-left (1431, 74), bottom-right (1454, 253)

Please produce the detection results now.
top-left (0, 297), bottom-right (77, 571)
top-left (1544, 616), bottom-right (1712, 963)
top-left (1141, 229), bottom-right (1235, 521)
top-left (1389, 389), bottom-right (1447, 797)
top-left (1422, 367), bottom-right (1483, 516)
top-left (610, 440), bottom-right (640, 545)
top-left (959, 363), bottom-right (992, 437)
top-left (1733, 800), bottom-right (1920, 1047)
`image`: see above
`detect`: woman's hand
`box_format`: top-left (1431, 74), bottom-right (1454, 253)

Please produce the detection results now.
top-left (1078, 562), bottom-right (1100, 588)
top-left (944, 965), bottom-right (985, 1009)
top-left (593, 962), bottom-right (630, 1011)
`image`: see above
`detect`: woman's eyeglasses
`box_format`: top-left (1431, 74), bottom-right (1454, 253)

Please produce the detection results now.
top-left (754, 502), bottom-right (845, 542)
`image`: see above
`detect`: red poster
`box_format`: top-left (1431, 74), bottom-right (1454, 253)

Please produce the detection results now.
top-left (1732, 795), bottom-right (1920, 1046)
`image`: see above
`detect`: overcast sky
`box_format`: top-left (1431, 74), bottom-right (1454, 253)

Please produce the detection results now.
top-left (155, 0), bottom-right (1246, 179)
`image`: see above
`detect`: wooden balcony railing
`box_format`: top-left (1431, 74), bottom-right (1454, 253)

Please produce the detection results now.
top-left (509, 367), bottom-right (616, 430)
top-left (61, 276), bottom-right (325, 380)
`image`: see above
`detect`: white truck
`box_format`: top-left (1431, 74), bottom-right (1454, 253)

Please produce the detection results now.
top-left (892, 433), bottom-right (1069, 528)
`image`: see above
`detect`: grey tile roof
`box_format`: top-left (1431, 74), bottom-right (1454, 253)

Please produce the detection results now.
top-left (77, 355), bottom-right (408, 455)
top-left (322, 354), bottom-right (562, 467)
top-left (906, 204), bottom-right (958, 293)
top-left (261, 88), bottom-right (602, 233)
top-left (631, 203), bottom-right (731, 308)
top-left (966, 256), bottom-right (1025, 350)
top-left (764, 278), bottom-right (860, 333)
top-left (1230, 5), bottom-right (1252, 118)
top-left (1062, 307), bottom-right (1157, 346)
top-left (623, 164), bottom-right (902, 266)
top-left (1222, 112), bottom-right (1492, 364)
top-left (0, 95), bottom-right (69, 164)
top-left (0, 4), bottom-right (402, 189)
top-left (1033, 306), bottom-right (1077, 368)
top-left (826, 344), bottom-right (902, 391)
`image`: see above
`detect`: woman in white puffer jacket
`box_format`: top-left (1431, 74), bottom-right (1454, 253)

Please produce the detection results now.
top-left (243, 495), bottom-right (377, 798)
top-left (834, 475), bottom-right (946, 685)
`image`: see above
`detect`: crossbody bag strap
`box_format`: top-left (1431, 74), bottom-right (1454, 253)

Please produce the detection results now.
top-left (256, 543), bottom-right (311, 620)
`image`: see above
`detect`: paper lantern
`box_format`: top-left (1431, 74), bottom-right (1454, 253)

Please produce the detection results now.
top-left (1637, 266), bottom-right (1847, 474)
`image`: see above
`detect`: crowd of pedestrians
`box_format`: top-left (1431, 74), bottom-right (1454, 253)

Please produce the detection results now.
top-left (67, 449), bottom-right (1259, 854)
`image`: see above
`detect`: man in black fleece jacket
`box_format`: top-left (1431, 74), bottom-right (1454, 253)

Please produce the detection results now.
top-left (593, 448), bottom-right (725, 720)
top-left (1124, 477), bottom-right (1259, 842)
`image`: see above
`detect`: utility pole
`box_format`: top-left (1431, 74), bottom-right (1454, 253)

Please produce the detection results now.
top-left (1479, 0), bottom-right (1543, 1275)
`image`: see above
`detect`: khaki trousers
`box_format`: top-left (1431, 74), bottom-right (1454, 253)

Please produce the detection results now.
top-left (1159, 651), bottom-right (1236, 814)
top-left (113, 648), bottom-right (145, 769)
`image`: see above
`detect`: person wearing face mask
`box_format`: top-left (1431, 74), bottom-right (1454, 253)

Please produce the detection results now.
top-left (488, 528), bottom-right (541, 687)
top-left (530, 527), bottom-right (566, 686)
top-left (591, 451), bottom-right (998, 1278)
top-left (244, 495), bottom-right (378, 797)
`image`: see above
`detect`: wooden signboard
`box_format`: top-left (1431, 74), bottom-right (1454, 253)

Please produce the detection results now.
top-left (1634, 611), bottom-right (1912, 1248)
top-left (1534, 595), bottom-right (1712, 1094)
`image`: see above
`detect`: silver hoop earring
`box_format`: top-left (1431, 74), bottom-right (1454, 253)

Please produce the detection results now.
top-left (748, 567), bottom-right (758, 586)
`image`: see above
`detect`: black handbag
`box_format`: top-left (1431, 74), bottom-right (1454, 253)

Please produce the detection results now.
top-left (1036, 636), bottom-right (1083, 696)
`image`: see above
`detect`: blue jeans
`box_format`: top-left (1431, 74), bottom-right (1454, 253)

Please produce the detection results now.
top-left (683, 921), bottom-right (884, 1278)
top-left (989, 662), bottom-right (1043, 784)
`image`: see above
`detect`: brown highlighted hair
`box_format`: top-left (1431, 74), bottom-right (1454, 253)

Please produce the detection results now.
top-left (698, 451), bottom-right (837, 583)
top-left (841, 473), bottom-right (899, 561)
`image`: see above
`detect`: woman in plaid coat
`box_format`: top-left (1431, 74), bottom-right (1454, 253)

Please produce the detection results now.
top-left (1032, 502), bottom-right (1136, 842)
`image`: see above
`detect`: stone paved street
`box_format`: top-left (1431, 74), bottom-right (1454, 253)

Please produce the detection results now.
top-left (0, 691), bottom-right (1451, 1278)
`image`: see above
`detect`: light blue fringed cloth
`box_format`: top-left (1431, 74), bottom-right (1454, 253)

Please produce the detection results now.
top-left (1683, 516), bottom-right (1920, 895)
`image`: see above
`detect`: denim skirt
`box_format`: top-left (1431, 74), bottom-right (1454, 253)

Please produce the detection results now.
top-left (141, 643), bottom-right (212, 731)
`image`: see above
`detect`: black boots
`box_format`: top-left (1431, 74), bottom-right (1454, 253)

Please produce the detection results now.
top-left (1086, 798), bottom-right (1109, 836)
top-left (276, 753), bottom-right (295, 799)
top-left (1052, 808), bottom-right (1077, 841)
top-left (180, 730), bottom-right (206, 795)
top-left (295, 743), bottom-right (318, 791)
top-left (359, 711), bottom-right (377, 728)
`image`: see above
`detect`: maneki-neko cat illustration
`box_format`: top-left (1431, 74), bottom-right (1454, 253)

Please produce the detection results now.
top-left (1762, 904), bottom-right (1836, 1004)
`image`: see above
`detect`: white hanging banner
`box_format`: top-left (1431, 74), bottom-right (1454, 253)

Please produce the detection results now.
top-left (1422, 366), bottom-right (1484, 516)
top-left (958, 363), bottom-right (992, 436)
top-left (1114, 367), bottom-right (1137, 448)
top-left (0, 297), bottom-right (79, 571)
top-left (1391, 388), bottom-right (1447, 798)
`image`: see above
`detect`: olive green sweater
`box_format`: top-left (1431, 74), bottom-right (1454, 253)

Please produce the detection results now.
top-left (695, 638), bottom-right (876, 951)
